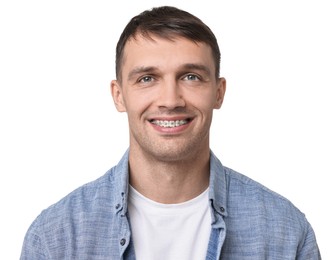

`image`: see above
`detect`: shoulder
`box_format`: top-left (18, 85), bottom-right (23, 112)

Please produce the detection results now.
top-left (20, 164), bottom-right (128, 259)
top-left (224, 166), bottom-right (289, 200)
top-left (31, 150), bottom-right (130, 230)
top-left (224, 166), bottom-right (302, 212)
top-left (29, 167), bottom-right (118, 233)
top-left (220, 166), bottom-right (321, 257)
top-left (222, 166), bottom-right (311, 231)
top-left (210, 152), bottom-right (305, 219)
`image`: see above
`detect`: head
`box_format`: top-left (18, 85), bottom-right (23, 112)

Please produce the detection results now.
top-left (111, 6), bottom-right (225, 162)
top-left (115, 6), bottom-right (221, 81)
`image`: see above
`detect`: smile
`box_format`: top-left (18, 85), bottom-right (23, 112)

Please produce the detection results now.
top-left (150, 119), bottom-right (189, 128)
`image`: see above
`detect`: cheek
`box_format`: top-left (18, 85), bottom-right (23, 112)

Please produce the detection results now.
top-left (187, 90), bottom-right (218, 111)
top-left (123, 90), bottom-right (156, 115)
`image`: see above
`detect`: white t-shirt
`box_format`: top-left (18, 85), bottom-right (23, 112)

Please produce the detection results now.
top-left (128, 185), bottom-right (211, 260)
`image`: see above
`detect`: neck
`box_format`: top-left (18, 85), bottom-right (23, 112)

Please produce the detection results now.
top-left (128, 148), bottom-right (210, 204)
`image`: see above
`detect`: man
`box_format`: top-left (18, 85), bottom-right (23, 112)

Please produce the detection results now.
top-left (20, 6), bottom-right (321, 259)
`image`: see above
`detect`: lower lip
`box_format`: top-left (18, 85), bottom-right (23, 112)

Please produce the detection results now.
top-left (150, 121), bottom-right (191, 134)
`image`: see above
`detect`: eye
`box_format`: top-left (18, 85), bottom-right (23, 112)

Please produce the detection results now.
top-left (183, 74), bottom-right (200, 81)
top-left (139, 75), bottom-right (154, 83)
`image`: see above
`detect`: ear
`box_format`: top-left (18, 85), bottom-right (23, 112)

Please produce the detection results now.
top-left (110, 80), bottom-right (126, 112)
top-left (214, 77), bottom-right (226, 109)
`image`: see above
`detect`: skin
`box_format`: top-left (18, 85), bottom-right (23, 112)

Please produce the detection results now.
top-left (111, 33), bottom-right (226, 203)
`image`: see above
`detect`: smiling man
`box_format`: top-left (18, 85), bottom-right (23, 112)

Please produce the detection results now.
top-left (21, 6), bottom-right (321, 260)
top-left (111, 35), bottom-right (224, 205)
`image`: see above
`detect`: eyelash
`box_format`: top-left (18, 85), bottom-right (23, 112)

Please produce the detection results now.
top-left (139, 75), bottom-right (154, 83)
top-left (138, 73), bottom-right (201, 83)
top-left (183, 74), bottom-right (200, 81)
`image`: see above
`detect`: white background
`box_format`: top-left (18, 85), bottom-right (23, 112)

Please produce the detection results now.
top-left (1, 0), bottom-right (335, 259)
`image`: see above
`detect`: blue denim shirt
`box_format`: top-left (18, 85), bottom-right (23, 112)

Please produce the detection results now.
top-left (20, 150), bottom-right (321, 259)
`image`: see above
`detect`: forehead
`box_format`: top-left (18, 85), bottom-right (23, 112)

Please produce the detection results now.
top-left (120, 34), bottom-right (215, 78)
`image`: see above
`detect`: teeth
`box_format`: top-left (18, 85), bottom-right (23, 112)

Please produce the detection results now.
top-left (151, 120), bottom-right (188, 128)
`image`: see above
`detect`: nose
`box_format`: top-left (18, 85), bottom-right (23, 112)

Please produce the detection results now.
top-left (157, 80), bottom-right (185, 109)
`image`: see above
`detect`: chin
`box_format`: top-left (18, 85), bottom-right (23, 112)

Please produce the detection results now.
top-left (149, 145), bottom-right (198, 163)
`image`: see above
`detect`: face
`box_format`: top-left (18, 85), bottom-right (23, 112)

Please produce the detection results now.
top-left (111, 34), bottom-right (225, 162)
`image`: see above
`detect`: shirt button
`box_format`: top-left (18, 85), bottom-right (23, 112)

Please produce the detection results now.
top-left (120, 238), bottom-right (126, 246)
top-left (115, 204), bottom-right (120, 209)
top-left (220, 207), bottom-right (225, 212)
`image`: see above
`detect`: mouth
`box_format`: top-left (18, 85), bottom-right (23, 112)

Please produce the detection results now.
top-left (149, 118), bottom-right (192, 128)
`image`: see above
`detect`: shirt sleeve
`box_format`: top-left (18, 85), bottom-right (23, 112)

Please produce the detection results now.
top-left (20, 219), bottom-right (47, 260)
top-left (296, 221), bottom-right (322, 260)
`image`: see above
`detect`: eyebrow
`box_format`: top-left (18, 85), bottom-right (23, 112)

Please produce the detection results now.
top-left (127, 66), bottom-right (157, 81)
top-left (127, 63), bottom-right (211, 81)
top-left (182, 63), bottom-right (211, 77)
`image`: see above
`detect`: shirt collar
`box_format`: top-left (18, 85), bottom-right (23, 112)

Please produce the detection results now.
top-left (110, 149), bottom-right (130, 216)
top-left (209, 150), bottom-right (228, 217)
top-left (110, 149), bottom-right (228, 217)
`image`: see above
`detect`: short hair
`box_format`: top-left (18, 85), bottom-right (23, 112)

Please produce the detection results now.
top-left (115, 6), bottom-right (221, 80)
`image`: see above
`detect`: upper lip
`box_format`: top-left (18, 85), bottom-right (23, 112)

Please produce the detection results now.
top-left (148, 116), bottom-right (193, 122)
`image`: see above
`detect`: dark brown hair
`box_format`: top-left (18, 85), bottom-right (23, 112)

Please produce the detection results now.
top-left (115, 6), bottom-right (221, 80)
